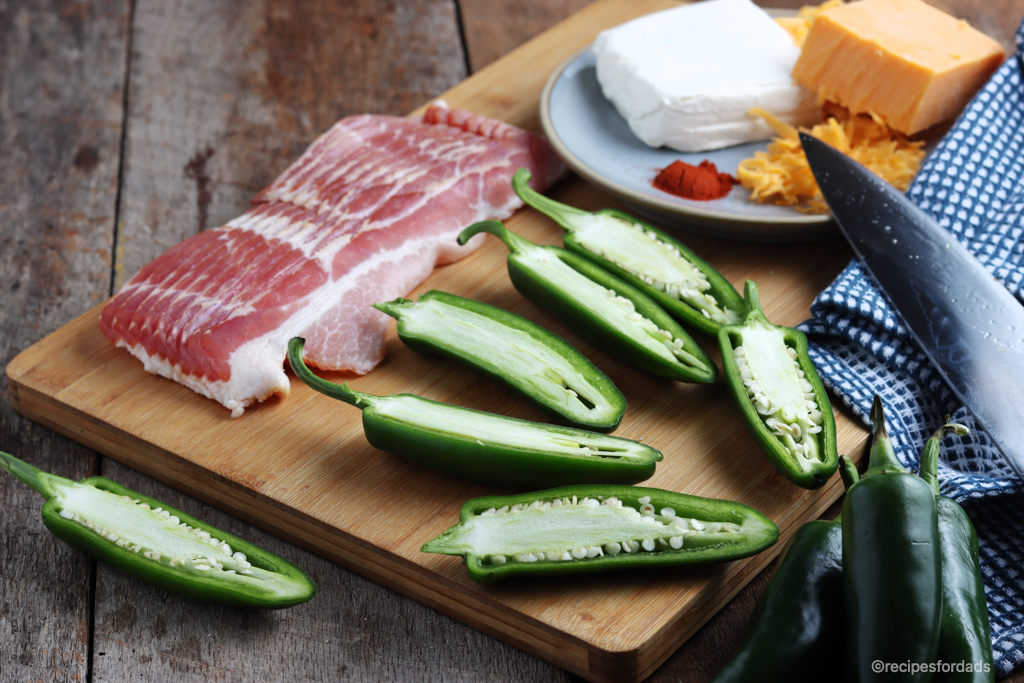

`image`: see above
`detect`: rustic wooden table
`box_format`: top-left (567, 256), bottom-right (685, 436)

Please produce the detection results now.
top-left (2, 0), bottom-right (1022, 681)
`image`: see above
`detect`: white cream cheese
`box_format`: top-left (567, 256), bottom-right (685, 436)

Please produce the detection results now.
top-left (593, 0), bottom-right (821, 152)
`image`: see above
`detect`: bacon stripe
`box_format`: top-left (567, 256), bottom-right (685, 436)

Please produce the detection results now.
top-left (100, 102), bottom-right (564, 416)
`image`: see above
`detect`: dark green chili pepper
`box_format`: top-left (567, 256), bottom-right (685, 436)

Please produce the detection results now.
top-left (710, 516), bottom-right (843, 683)
top-left (919, 422), bottom-right (995, 683)
top-left (374, 290), bottom-right (625, 432)
top-left (0, 450), bottom-right (316, 609)
top-left (718, 281), bottom-right (838, 489)
top-left (511, 167), bottom-right (745, 336)
top-left (421, 484), bottom-right (778, 582)
top-left (288, 338), bottom-right (661, 487)
top-left (842, 396), bottom-right (942, 683)
top-left (457, 220), bottom-right (718, 384)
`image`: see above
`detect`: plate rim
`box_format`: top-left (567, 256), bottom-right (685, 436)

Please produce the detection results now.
top-left (538, 43), bottom-right (835, 234)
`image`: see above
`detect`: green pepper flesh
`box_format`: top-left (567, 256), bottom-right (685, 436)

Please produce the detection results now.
top-left (711, 517), bottom-right (843, 683)
top-left (288, 339), bottom-right (662, 487)
top-left (719, 281), bottom-right (838, 489)
top-left (458, 221), bottom-right (718, 384)
top-left (1, 451), bottom-right (316, 609)
top-left (920, 423), bottom-right (995, 683)
top-left (842, 397), bottom-right (942, 683)
top-left (422, 485), bottom-right (778, 582)
top-left (375, 290), bottom-right (625, 431)
top-left (512, 168), bottom-right (745, 335)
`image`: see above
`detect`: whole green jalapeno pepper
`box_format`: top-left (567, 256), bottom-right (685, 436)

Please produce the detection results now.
top-left (511, 168), bottom-right (745, 336)
top-left (842, 396), bottom-right (942, 683)
top-left (288, 338), bottom-right (661, 487)
top-left (0, 450), bottom-right (316, 609)
top-left (718, 280), bottom-right (838, 489)
top-left (421, 484), bottom-right (778, 582)
top-left (374, 290), bottom-right (625, 432)
top-left (457, 220), bottom-right (719, 384)
top-left (919, 421), bottom-right (995, 683)
top-left (710, 516), bottom-right (843, 683)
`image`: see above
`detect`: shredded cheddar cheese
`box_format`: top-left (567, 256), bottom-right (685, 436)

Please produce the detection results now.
top-left (737, 107), bottom-right (925, 214)
top-left (775, 0), bottom-right (844, 47)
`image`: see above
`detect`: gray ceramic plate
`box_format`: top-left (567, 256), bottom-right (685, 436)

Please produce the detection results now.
top-left (539, 46), bottom-right (837, 243)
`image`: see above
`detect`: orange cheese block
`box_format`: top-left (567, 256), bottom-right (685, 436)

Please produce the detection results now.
top-left (792, 0), bottom-right (1005, 135)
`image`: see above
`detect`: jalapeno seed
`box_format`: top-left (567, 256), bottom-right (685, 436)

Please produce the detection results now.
top-left (446, 495), bottom-right (738, 564)
top-left (375, 291), bottom-right (625, 431)
top-left (423, 485), bottom-right (778, 581)
top-left (718, 280), bottom-right (838, 489)
top-left (512, 168), bottom-right (745, 335)
top-left (0, 451), bottom-right (316, 608)
top-left (458, 221), bottom-right (718, 384)
top-left (732, 341), bottom-right (823, 469)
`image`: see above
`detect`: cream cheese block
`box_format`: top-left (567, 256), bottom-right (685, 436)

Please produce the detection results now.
top-left (593, 0), bottom-right (821, 152)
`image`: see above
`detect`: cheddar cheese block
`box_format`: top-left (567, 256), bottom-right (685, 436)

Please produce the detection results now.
top-left (792, 0), bottom-right (1005, 135)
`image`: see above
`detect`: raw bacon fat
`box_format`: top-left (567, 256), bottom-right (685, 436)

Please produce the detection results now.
top-left (99, 102), bottom-right (564, 417)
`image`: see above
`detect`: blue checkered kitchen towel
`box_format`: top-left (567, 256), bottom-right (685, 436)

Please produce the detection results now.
top-left (800, 19), bottom-right (1024, 677)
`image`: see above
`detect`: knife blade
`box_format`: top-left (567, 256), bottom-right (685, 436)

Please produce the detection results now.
top-left (801, 132), bottom-right (1024, 479)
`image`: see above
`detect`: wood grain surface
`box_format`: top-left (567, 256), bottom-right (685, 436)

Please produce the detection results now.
top-left (2, 1), bottom-right (1023, 682)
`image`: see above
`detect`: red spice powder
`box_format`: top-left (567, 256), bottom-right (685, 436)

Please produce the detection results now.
top-left (653, 160), bottom-right (737, 201)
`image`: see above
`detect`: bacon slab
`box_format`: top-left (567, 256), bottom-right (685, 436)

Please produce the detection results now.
top-left (100, 102), bottom-right (564, 417)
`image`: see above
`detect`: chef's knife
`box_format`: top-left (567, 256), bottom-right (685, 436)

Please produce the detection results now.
top-left (801, 132), bottom-right (1024, 479)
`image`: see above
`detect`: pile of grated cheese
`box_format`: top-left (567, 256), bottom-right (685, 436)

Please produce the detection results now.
top-left (737, 108), bottom-right (925, 214)
top-left (737, 0), bottom-right (926, 214)
top-left (775, 0), bottom-right (843, 48)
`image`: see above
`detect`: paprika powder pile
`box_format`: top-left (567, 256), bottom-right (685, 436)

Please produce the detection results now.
top-left (654, 160), bottom-right (737, 201)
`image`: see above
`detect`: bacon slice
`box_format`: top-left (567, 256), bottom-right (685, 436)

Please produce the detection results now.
top-left (100, 102), bottom-right (564, 417)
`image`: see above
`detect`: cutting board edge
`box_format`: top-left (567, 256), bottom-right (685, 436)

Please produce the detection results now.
top-left (2, 0), bottom-right (865, 676)
top-left (5, 369), bottom-right (602, 671)
top-left (6, 349), bottom-right (855, 683)
top-left (3, 362), bottom-right (660, 681)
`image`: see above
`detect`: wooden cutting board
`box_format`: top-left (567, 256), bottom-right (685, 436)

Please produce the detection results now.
top-left (6, 0), bottom-right (866, 680)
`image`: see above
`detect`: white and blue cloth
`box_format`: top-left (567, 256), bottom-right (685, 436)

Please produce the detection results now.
top-left (801, 20), bottom-right (1024, 677)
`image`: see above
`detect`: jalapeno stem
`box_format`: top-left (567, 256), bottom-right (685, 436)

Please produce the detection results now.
top-left (839, 455), bottom-right (860, 490)
top-left (457, 219), bottom-right (529, 251)
top-left (511, 168), bottom-right (589, 225)
top-left (866, 395), bottom-right (905, 474)
top-left (739, 280), bottom-right (771, 328)
top-left (287, 338), bottom-right (378, 409)
top-left (919, 419), bottom-right (970, 496)
top-left (0, 449), bottom-right (70, 499)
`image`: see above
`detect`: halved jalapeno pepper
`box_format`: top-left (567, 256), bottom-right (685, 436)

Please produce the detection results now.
top-left (718, 281), bottom-right (838, 489)
top-left (0, 450), bottom-right (316, 609)
top-left (512, 168), bottom-right (745, 336)
top-left (457, 221), bottom-right (718, 384)
top-left (288, 338), bottom-right (661, 487)
top-left (374, 290), bottom-right (625, 432)
top-left (919, 421), bottom-right (995, 682)
top-left (421, 484), bottom-right (778, 582)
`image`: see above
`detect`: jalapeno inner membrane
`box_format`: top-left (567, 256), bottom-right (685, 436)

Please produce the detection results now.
top-left (383, 294), bottom-right (613, 417)
top-left (730, 329), bottom-right (825, 471)
top-left (565, 214), bottom-right (740, 326)
top-left (374, 395), bottom-right (645, 461)
top-left (54, 482), bottom-right (281, 585)
top-left (513, 241), bottom-right (707, 369)
top-left (427, 494), bottom-right (739, 565)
